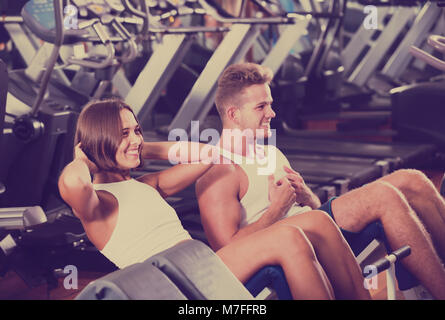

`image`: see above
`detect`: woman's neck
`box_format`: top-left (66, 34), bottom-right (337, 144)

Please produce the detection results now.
top-left (93, 170), bottom-right (132, 184)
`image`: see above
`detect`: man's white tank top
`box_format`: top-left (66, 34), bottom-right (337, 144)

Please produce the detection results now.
top-left (93, 179), bottom-right (191, 269)
top-left (220, 144), bottom-right (312, 227)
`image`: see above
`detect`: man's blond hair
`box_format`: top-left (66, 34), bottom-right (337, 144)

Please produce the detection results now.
top-left (215, 63), bottom-right (273, 122)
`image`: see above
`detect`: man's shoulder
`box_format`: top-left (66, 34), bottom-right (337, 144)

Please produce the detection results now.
top-left (208, 162), bottom-right (240, 180)
top-left (196, 163), bottom-right (241, 199)
top-left (197, 163), bottom-right (239, 187)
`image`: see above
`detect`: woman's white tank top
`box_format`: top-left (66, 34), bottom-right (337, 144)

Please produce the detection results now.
top-left (93, 179), bottom-right (191, 269)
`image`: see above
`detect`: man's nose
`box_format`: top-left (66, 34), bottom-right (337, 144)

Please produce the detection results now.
top-left (266, 105), bottom-right (276, 118)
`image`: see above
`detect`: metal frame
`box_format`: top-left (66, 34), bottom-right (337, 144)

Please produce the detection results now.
top-left (4, 22), bottom-right (72, 86)
top-left (411, 11), bottom-right (445, 71)
top-left (381, 2), bottom-right (442, 79)
top-left (262, 17), bottom-right (311, 73)
top-left (347, 7), bottom-right (415, 86)
top-left (168, 24), bottom-right (261, 132)
top-left (168, 15), bottom-right (313, 132)
top-left (124, 33), bottom-right (195, 125)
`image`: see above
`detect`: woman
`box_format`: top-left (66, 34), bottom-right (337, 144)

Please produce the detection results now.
top-left (58, 99), bottom-right (368, 300)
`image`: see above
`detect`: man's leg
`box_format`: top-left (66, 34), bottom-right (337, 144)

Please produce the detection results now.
top-left (379, 169), bottom-right (445, 260)
top-left (331, 180), bottom-right (445, 299)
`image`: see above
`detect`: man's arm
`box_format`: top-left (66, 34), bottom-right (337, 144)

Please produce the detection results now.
top-left (196, 165), bottom-right (296, 250)
top-left (283, 166), bottom-right (321, 209)
top-left (274, 146), bottom-right (321, 209)
top-left (301, 189), bottom-right (321, 209)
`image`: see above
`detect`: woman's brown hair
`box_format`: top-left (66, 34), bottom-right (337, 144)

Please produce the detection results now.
top-left (75, 99), bottom-right (144, 172)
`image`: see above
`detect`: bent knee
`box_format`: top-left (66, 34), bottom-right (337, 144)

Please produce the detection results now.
top-left (301, 210), bottom-right (347, 243)
top-left (308, 210), bottom-right (337, 226)
top-left (274, 225), bottom-right (317, 260)
top-left (274, 224), bottom-right (306, 244)
top-left (384, 169), bottom-right (431, 194)
top-left (302, 210), bottom-right (340, 234)
top-left (393, 169), bottom-right (427, 181)
top-left (367, 180), bottom-right (411, 213)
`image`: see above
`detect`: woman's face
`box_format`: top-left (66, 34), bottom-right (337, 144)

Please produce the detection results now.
top-left (115, 108), bottom-right (143, 170)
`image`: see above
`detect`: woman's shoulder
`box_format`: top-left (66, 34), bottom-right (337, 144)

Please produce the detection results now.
top-left (135, 173), bottom-right (159, 189)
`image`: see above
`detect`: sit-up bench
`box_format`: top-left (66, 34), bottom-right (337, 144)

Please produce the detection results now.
top-left (76, 263), bottom-right (188, 300)
top-left (76, 240), bottom-right (253, 300)
top-left (76, 237), bottom-right (411, 300)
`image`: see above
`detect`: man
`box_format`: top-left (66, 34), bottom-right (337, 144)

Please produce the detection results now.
top-left (196, 62), bottom-right (445, 299)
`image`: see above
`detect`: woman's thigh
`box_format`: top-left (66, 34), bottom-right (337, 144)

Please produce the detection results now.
top-left (216, 224), bottom-right (311, 283)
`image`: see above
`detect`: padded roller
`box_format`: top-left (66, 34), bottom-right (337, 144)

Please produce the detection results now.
top-left (145, 240), bottom-right (253, 300)
top-left (362, 245), bottom-right (411, 277)
top-left (76, 262), bottom-right (186, 300)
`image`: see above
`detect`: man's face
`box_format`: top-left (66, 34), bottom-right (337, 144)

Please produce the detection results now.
top-left (235, 83), bottom-right (276, 140)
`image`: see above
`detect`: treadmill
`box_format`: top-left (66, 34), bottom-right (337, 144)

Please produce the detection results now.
top-left (268, 0), bottom-right (437, 183)
top-left (275, 134), bottom-right (437, 172)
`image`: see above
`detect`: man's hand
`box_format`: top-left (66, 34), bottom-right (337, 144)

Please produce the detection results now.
top-left (283, 166), bottom-right (321, 208)
top-left (268, 174), bottom-right (296, 219)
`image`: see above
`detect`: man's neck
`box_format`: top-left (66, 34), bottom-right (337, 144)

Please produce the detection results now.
top-left (218, 127), bottom-right (257, 158)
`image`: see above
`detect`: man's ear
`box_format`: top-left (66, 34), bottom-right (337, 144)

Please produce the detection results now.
top-left (226, 106), bottom-right (239, 123)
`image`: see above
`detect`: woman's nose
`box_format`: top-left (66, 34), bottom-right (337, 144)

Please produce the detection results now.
top-left (129, 132), bottom-right (142, 145)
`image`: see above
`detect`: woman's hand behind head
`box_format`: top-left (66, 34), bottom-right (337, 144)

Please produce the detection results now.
top-left (75, 143), bottom-right (99, 174)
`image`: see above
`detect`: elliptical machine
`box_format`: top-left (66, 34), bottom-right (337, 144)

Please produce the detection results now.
top-left (1, 0), bottom-right (143, 210)
top-left (1, 0), bottom-right (87, 210)
top-left (0, 0), bottom-right (140, 290)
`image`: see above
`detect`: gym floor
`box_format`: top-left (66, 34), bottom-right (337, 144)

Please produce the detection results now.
top-left (0, 269), bottom-right (397, 300)
top-left (3, 257), bottom-right (417, 300)
top-left (0, 170), bottom-right (441, 301)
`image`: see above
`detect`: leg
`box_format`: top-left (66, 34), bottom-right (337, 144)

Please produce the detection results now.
top-left (331, 180), bottom-right (445, 299)
top-left (379, 169), bottom-right (445, 260)
top-left (274, 210), bottom-right (371, 300)
top-left (216, 224), bottom-right (334, 300)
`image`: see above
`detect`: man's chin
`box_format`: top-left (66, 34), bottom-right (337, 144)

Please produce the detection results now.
top-left (255, 129), bottom-right (272, 140)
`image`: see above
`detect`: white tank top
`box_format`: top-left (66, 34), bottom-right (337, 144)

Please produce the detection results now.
top-left (93, 179), bottom-right (191, 269)
top-left (220, 144), bottom-right (312, 227)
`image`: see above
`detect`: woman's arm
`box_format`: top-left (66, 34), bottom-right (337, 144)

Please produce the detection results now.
top-left (138, 142), bottom-right (220, 197)
top-left (142, 141), bottom-right (216, 163)
top-left (141, 141), bottom-right (177, 160)
top-left (58, 145), bottom-right (101, 222)
top-left (140, 162), bottom-right (213, 198)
